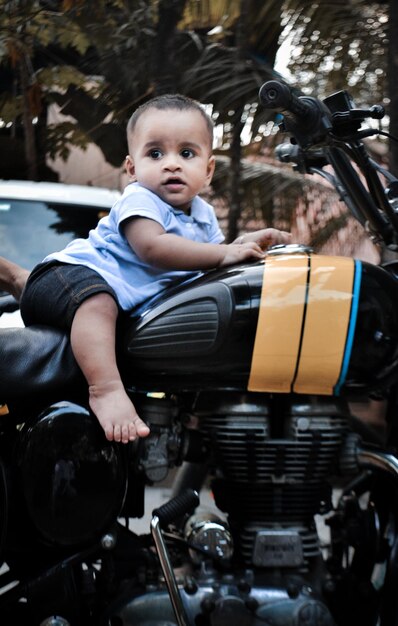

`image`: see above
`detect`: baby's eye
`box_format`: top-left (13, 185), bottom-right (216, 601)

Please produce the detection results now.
top-left (181, 148), bottom-right (195, 159)
top-left (149, 149), bottom-right (163, 159)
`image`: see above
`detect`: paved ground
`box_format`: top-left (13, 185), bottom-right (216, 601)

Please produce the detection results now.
top-left (128, 484), bottom-right (217, 534)
top-left (127, 484), bottom-right (332, 549)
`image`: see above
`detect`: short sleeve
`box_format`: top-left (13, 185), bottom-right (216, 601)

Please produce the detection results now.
top-left (116, 186), bottom-right (168, 233)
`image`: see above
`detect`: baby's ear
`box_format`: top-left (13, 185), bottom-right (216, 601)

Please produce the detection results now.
top-left (125, 155), bottom-right (136, 179)
top-left (206, 155), bottom-right (216, 182)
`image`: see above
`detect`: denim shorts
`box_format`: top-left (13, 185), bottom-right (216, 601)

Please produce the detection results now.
top-left (20, 261), bottom-right (118, 330)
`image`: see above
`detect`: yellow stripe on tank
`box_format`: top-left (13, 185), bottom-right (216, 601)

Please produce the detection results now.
top-left (248, 254), bottom-right (309, 392)
top-left (293, 255), bottom-right (355, 394)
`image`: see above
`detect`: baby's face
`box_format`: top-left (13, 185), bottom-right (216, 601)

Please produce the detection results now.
top-left (126, 108), bottom-right (215, 212)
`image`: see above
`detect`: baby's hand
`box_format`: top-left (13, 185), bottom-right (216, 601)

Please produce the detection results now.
top-left (219, 241), bottom-right (265, 267)
top-left (238, 229), bottom-right (292, 250)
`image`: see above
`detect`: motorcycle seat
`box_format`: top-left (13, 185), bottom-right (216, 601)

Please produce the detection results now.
top-left (0, 325), bottom-right (84, 402)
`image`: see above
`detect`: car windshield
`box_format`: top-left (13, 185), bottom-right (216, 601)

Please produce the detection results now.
top-left (0, 198), bottom-right (106, 269)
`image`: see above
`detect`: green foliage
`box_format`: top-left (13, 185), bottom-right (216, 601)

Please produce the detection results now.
top-left (37, 66), bottom-right (92, 93)
top-left (0, 1), bottom-right (91, 63)
top-left (280, 0), bottom-right (388, 106)
top-left (0, 93), bottom-right (24, 122)
top-left (0, 0), bottom-right (388, 249)
top-left (0, 0), bottom-right (93, 122)
top-left (46, 120), bottom-right (89, 161)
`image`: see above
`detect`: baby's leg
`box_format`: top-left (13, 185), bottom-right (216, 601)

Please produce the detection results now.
top-left (70, 293), bottom-right (150, 443)
top-left (0, 256), bottom-right (30, 300)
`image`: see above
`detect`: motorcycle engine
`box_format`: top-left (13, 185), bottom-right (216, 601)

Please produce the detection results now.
top-left (195, 391), bottom-right (348, 573)
top-left (118, 392), bottom-right (350, 625)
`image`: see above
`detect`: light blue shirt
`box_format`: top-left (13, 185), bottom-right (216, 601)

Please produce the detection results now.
top-left (45, 183), bottom-right (225, 311)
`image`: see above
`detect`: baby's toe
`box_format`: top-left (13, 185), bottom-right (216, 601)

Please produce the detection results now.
top-left (128, 422), bottom-right (137, 441)
top-left (121, 423), bottom-right (130, 444)
top-left (104, 422), bottom-right (114, 442)
top-left (136, 420), bottom-right (150, 437)
top-left (113, 424), bottom-right (122, 442)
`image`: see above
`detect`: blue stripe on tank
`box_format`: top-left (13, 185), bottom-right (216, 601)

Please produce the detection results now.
top-left (334, 259), bottom-right (362, 396)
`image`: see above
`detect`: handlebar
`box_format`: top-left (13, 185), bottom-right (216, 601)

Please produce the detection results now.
top-left (260, 80), bottom-right (398, 249)
top-left (259, 80), bottom-right (386, 146)
top-left (258, 80), bottom-right (332, 147)
top-left (259, 80), bottom-right (320, 123)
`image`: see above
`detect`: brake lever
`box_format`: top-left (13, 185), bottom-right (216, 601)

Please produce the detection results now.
top-left (332, 105), bottom-right (385, 124)
top-left (275, 143), bottom-right (328, 173)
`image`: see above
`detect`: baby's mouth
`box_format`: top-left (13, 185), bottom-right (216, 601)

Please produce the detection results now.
top-left (163, 177), bottom-right (185, 188)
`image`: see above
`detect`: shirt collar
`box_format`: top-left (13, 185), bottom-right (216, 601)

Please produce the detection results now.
top-left (171, 196), bottom-right (211, 225)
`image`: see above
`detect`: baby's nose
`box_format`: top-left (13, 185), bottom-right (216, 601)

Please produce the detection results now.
top-left (163, 155), bottom-right (181, 170)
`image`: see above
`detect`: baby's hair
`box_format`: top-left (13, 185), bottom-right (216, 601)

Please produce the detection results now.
top-left (127, 94), bottom-right (214, 148)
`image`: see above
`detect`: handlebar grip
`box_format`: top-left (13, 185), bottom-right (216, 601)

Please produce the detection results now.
top-left (259, 81), bottom-right (332, 148)
top-left (259, 80), bottom-right (323, 127)
top-left (152, 489), bottom-right (199, 528)
top-left (259, 81), bottom-right (304, 113)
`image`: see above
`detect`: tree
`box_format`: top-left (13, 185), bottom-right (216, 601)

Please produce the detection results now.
top-left (280, 0), bottom-right (396, 172)
top-left (388, 0), bottom-right (398, 175)
top-left (0, 0), bottom-right (93, 179)
top-left (1, 0), bottom-right (282, 241)
top-left (1, 0), bottom-right (394, 253)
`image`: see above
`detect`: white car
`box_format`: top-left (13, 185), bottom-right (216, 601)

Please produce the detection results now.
top-left (0, 180), bottom-right (121, 327)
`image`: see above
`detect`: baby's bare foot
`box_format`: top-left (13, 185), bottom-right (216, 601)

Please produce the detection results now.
top-left (89, 380), bottom-right (150, 443)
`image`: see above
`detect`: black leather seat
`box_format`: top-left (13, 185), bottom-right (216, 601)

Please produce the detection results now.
top-left (0, 325), bottom-right (83, 401)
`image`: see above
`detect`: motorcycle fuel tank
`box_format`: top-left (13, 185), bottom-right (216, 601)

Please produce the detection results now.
top-left (124, 246), bottom-right (398, 396)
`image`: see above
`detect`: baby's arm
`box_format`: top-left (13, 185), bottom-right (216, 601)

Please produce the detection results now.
top-left (0, 256), bottom-right (30, 300)
top-left (124, 218), bottom-right (265, 269)
top-left (235, 228), bottom-right (292, 250)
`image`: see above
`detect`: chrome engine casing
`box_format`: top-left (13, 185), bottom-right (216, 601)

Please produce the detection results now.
top-left (116, 393), bottom-right (354, 625)
top-left (194, 393), bottom-right (349, 572)
top-left (116, 575), bottom-right (335, 625)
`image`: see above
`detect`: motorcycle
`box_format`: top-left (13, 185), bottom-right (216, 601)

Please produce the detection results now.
top-left (0, 79), bottom-right (398, 626)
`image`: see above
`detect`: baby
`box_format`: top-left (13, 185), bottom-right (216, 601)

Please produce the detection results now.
top-left (1, 94), bottom-right (291, 443)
